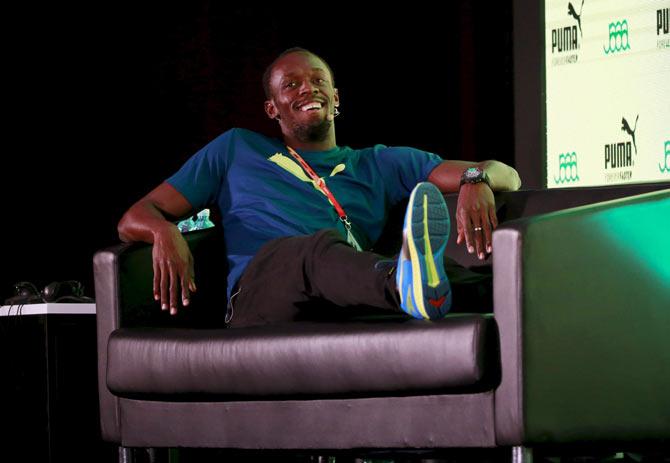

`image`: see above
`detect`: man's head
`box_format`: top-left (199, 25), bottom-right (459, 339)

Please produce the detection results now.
top-left (263, 48), bottom-right (339, 146)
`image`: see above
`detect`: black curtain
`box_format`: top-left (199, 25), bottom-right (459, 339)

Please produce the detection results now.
top-left (1, 3), bottom-right (514, 301)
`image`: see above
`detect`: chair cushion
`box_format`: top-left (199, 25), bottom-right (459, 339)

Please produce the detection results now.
top-left (107, 314), bottom-right (498, 398)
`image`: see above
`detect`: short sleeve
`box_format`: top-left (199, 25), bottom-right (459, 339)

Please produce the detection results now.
top-left (372, 145), bottom-right (444, 205)
top-left (165, 129), bottom-right (235, 210)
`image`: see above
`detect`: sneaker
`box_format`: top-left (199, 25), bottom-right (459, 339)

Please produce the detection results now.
top-left (395, 182), bottom-right (452, 320)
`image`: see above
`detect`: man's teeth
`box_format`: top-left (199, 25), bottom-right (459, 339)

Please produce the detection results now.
top-left (301, 102), bottom-right (323, 111)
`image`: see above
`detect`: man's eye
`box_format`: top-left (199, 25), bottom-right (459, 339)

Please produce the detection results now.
top-left (315, 78), bottom-right (326, 85)
top-left (284, 82), bottom-right (297, 89)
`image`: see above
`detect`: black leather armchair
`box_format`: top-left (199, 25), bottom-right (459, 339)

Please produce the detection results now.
top-left (94, 184), bottom-right (670, 462)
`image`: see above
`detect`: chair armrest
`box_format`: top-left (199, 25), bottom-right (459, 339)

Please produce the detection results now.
top-left (493, 189), bottom-right (670, 444)
top-left (93, 227), bottom-right (227, 442)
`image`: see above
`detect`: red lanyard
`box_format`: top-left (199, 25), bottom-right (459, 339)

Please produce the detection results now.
top-left (285, 145), bottom-right (352, 230)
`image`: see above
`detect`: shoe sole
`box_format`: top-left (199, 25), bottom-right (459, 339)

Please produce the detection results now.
top-left (404, 183), bottom-right (451, 319)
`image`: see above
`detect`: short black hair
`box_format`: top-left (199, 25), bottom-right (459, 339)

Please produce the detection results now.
top-left (262, 47), bottom-right (335, 99)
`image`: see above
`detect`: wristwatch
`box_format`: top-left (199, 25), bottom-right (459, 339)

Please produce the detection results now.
top-left (460, 167), bottom-right (490, 188)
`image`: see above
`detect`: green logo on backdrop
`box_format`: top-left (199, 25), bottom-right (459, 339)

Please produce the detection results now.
top-left (660, 141), bottom-right (670, 173)
top-left (554, 152), bottom-right (580, 184)
top-left (604, 20), bottom-right (631, 54)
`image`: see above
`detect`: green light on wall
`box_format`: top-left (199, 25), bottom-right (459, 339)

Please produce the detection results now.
top-left (595, 198), bottom-right (670, 284)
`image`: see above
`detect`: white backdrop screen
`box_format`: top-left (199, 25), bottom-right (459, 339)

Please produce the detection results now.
top-left (545, 0), bottom-right (669, 188)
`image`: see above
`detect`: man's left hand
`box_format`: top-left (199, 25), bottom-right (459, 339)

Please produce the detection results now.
top-left (455, 183), bottom-right (498, 260)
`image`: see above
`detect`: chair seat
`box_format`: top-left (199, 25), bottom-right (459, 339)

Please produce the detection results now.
top-left (107, 314), bottom-right (498, 398)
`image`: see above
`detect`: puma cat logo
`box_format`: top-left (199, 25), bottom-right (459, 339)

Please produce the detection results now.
top-left (621, 115), bottom-right (639, 154)
top-left (568, 0), bottom-right (585, 37)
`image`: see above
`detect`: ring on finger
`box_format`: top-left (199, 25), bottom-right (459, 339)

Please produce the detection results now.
top-left (473, 226), bottom-right (483, 231)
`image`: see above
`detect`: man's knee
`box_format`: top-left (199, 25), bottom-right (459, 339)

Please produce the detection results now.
top-left (302, 228), bottom-right (348, 255)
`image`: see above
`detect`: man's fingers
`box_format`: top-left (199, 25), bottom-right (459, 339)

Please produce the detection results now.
top-left (152, 259), bottom-right (160, 301)
top-left (169, 265), bottom-right (179, 315)
top-left (160, 262), bottom-right (169, 311)
top-left (184, 261), bottom-right (196, 302)
top-left (458, 205), bottom-right (476, 253)
top-left (458, 199), bottom-right (496, 259)
top-left (181, 274), bottom-right (191, 307)
top-left (189, 262), bottom-right (197, 293)
top-left (460, 211), bottom-right (475, 255)
top-left (471, 214), bottom-right (485, 260)
top-left (456, 219), bottom-right (464, 244)
top-left (482, 209), bottom-right (493, 255)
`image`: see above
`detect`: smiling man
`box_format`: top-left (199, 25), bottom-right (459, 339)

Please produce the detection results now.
top-left (117, 47), bottom-right (521, 327)
top-left (263, 50), bottom-right (339, 151)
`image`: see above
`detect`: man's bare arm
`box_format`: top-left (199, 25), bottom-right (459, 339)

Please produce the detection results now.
top-left (118, 182), bottom-right (194, 243)
top-left (427, 160), bottom-right (521, 194)
top-left (118, 182), bottom-right (196, 315)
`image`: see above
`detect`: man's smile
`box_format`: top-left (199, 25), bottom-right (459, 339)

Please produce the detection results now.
top-left (294, 99), bottom-right (326, 113)
top-left (300, 102), bottom-right (323, 111)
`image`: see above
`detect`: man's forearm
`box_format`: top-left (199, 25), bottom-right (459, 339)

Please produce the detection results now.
top-left (118, 201), bottom-right (180, 244)
top-left (118, 182), bottom-right (195, 244)
top-left (428, 160), bottom-right (521, 193)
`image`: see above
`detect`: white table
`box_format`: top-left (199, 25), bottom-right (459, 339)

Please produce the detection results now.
top-left (0, 302), bottom-right (96, 316)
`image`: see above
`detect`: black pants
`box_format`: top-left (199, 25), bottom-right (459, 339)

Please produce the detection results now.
top-left (226, 229), bottom-right (492, 328)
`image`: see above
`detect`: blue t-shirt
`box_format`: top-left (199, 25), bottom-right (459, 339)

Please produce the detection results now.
top-left (166, 128), bottom-right (443, 298)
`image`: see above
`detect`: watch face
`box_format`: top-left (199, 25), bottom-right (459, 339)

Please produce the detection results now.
top-left (465, 167), bottom-right (482, 179)
top-left (461, 167), bottom-right (489, 186)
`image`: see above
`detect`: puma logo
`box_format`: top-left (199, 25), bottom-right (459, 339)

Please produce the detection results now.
top-left (568, 0), bottom-right (585, 37)
top-left (621, 115), bottom-right (639, 154)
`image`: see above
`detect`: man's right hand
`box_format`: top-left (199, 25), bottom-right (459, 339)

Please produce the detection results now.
top-left (118, 182), bottom-right (198, 316)
top-left (152, 224), bottom-right (196, 315)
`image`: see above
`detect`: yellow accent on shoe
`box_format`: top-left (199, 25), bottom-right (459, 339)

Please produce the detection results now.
top-left (397, 254), bottom-right (405, 304)
top-left (406, 286), bottom-right (415, 317)
top-left (423, 194), bottom-right (440, 288)
top-left (407, 191), bottom-right (429, 319)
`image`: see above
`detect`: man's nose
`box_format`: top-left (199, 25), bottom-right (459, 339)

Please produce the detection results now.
top-left (298, 81), bottom-right (319, 94)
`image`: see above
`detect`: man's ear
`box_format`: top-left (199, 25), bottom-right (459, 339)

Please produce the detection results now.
top-left (264, 100), bottom-right (279, 120)
top-left (333, 88), bottom-right (340, 108)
